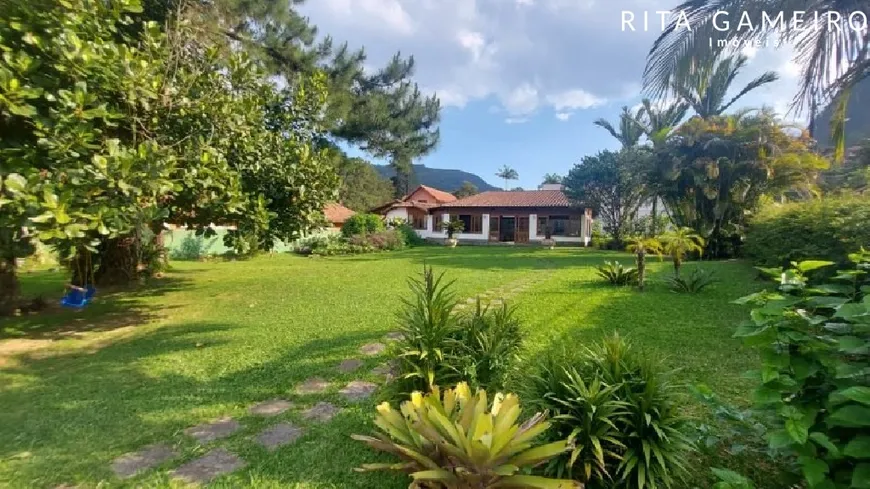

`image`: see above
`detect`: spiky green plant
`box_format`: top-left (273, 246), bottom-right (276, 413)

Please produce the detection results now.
top-left (667, 267), bottom-right (717, 293)
top-left (661, 227), bottom-right (705, 278)
top-left (596, 261), bottom-right (639, 286)
top-left (352, 383), bottom-right (582, 489)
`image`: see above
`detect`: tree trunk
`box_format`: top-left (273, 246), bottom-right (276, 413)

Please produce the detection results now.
top-left (651, 198), bottom-right (658, 235)
top-left (0, 258), bottom-right (20, 315)
top-left (93, 236), bottom-right (140, 286)
top-left (674, 255), bottom-right (681, 278)
top-left (637, 248), bottom-right (646, 291)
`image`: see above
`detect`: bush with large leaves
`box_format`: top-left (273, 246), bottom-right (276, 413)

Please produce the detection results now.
top-left (733, 254), bottom-right (870, 489)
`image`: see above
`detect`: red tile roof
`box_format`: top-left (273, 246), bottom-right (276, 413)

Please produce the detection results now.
top-left (323, 203), bottom-right (356, 223)
top-left (415, 185), bottom-right (457, 203)
top-left (437, 190), bottom-right (572, 208)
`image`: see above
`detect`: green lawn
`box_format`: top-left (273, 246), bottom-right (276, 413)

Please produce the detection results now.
top-left (0, 246), bottom-right (763, 488)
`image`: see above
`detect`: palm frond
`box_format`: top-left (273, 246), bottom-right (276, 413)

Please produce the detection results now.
top-left (720, 71), bottom-right (779, 114)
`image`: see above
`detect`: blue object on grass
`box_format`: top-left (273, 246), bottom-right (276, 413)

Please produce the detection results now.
top-left (60, 285), bottom-right (96, 308)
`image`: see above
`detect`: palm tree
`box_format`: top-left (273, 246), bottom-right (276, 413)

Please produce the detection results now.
top-left (670, 54), bottom-right (779, 119)
top-left (495, 165), bottom-right (519, 190)
top-left (634, 98), bottom-right (690, 233)
top-left (542, 173), bottom-right (563, 185)
top-left (625, 237), bottom-right (664, 291)
top-left (643, 0), bottom-right (869, 161)
top-left (593, 106), bottom-right (645, 148)
top-left (661, 228), bottom-right (705, 278)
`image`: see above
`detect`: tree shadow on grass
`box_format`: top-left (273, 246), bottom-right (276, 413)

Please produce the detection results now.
top-left (0, 319), bottom-right (395, 488)
top-left (1, 275), bottom-right (194, 342)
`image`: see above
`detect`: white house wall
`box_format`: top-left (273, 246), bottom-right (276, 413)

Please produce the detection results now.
top-left (410, 211), bottom-right (590, 245)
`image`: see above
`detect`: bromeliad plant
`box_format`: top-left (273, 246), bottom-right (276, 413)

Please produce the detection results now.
top-left (667, 267), bottom-right (717, 294)
top-left (595, 261), bottom-right (639, 286)
top-left (352, 383), bottom-right (582, 489)
top-left (733, 250), bottom-right (870, 489)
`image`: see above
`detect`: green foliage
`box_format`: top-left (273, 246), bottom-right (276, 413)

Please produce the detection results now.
top-left (171, 235), bottom-right (217, 261)
top-left (375, 164), bottom-right (499, 193)
top-left (440, 219), bottom-right (465, 239)
top-left (626, 237), bottom-right (664, 291)
top-left (352, 383), bottom-right (581, 488)
top-left (661, 227), bottom-right (705, 277)
top-left (651, 111), bottom-right (829, 259)
top-left (496, 165), bottom-right (519, 190)
top-left (564, 148), bottom-right (653, 245)
top-left (387, 219), bottom-right (426, 247)
top-left (341, 214), bottom-right (385, 238)
top-left (542, 173), bottom-right (564, 185)
top-left (596, 261), bottom-right (639, 286)
top-left (330, 152), bottom-right (394, 212)
top-left (745, 196), bottom-right (870, 267)
top-left (453, 181), bottom-right (480, 199)
top-left (733, 252), bottom-right (870, 489)
top-left (711, 468), bottom-right (756, 489)
top-left (392, 267), bottom-right (523, 394)
top-left (522, 335), bottom-right (693, 488)
top-left (593, 106), bottom-right (645, 149)
top-left (667, 268), bottom-right (717, 293)
top-left (348, 230), bottom-right (405, 252)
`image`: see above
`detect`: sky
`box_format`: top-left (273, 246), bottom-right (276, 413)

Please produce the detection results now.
top-left (298, 0), bottom-right (807, 190)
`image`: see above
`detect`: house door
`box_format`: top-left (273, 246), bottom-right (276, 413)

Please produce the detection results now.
top-left (499, 217), bottom-right (515, 242)
top-left (516, 216), bottom-right (529, 243)
top-left (489, 215), bottom-right (500, 242)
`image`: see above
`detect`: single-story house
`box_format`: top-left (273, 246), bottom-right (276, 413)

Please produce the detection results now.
top-left (323, 203), bottom-right (356, 231)
top-left (373, 184), bottom-right (594, 245)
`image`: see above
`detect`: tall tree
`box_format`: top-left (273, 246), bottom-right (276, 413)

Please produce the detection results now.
top-left (564, 148), bottom-right (652, 245)
top-left (453, 181), bottom-right (479, 199)
top-left (670, 54), bottom-right (779, 119)
top-left (329, 152), bottom-right (394, 211)
top-left (541, 173), bottom-right (563, 185)
top-left (593, 106), bottom-right (645, 148)
top-left (495, 165), bottom-right (519, 191)
top-left (651, 110), bottom-right (829, 257)
top-left (642, 0), bottom-right (869, 161)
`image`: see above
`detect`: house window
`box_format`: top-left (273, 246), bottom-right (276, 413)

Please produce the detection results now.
top-left (546, 215), bottom-right (581, 237)
top-left (433, 214), bottom-right (443, 232)
top-left (490, 216), bottom-right (500, 233)
top-left (537, 216), bottom-right (549, 236)
top-left (456, 214), bottom-right (482, 234)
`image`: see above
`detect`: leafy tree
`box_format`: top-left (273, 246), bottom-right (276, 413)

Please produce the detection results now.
top-left (510, 187), bottom-right (524, 192)
top-left (651, 110), bottom-right (829, 258)
top-left (542, 173), bottom-right (563, 185)
top-left (820, 139), bottom-right (870, 195)
top-left (564, 149), bottom-right (653, 245)
top-left (593, 106), bottom-right (645, 148)
top-left (661, 227), bottom-right (705, 277)
top-left (670, 54), bottom-right (779, 119)
top-left (495, 165), bottom-right (519, 191)
top-left (642, 0), bottom-right (867, 161)
top-left (453, 181), bottom-right (479, 199)
top-left (329, 152), bottom-right (393, 212)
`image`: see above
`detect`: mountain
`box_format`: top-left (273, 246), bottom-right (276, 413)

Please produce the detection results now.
top-left (815, 77), bottom-right (870, 148)
top-left (374, 164), bottom-right (500, 193)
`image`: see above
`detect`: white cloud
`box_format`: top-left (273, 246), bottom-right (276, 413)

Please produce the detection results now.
top-left (505, 117), bottom-right (529, 124)
top-left (546, 89), bottom-right (606, 111)
top-left (555, 112), bottom-right (572, 121)
top-left (299, 0), bottom-right (803, 118)
top-left (502, 83), bottom-right (540, 115)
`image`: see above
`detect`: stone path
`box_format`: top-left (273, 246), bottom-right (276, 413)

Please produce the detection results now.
top-left (101, 269), bottom-right (553, 486)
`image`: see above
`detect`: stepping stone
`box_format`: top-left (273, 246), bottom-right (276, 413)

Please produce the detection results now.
top-left (111, 443), bottom-right (177, 479)
top-left (384, 332), bottom-right (403, 341)
top-left (302, 402), bottom-right (340, 422)
top-left (339, 381), bottom-right (378, 401)
top-left (184, 418), bottom-right (241, 443)
top-left (338, 359), bottom-right (364, 373)
top-left (296, 377), bottom-right (331, 395)
top-left (360, 343), bottom-right (385, 356)
top-left (172, 448), bottom-right (245, 484)
top-left (372, 363), bottom-right (397, 381)
top-left (248, 399), bottom-right (293, 417)
top-left (255, 423), bottom-right (304, 451)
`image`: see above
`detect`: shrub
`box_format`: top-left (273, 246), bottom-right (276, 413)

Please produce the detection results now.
top-left (744, 196), bottom-right (870, 267)
top-left (596, 260), bottom-right (639, 286)
top-left (395, 222), bottom-right (426, 247)
top-left (352, 383), bottom-right (581, 488)
top-left (342, 213), bottom-right (385, 238)
top-left (348, 230), bottom-right (405, 251)
top-left (171, 234), bottom-right (217, 261)
top-left (521, 335), bottom-right (693, 488)
top-left (440, 219), bottom-right (465, 239)
top-left (392, 267), bottom-right (523, 394)
top-left (733, 252), bottom-right (870, 489)
top-left (294, 234), bottom-right (349, 256)
top-left (667, 267), bottom-right (717, 293)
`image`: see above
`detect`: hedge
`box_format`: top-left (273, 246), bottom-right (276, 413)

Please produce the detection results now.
top-left (744, 196), bottom-right (870, 267)
top-left (341, 213), bottom-right (385, 238)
